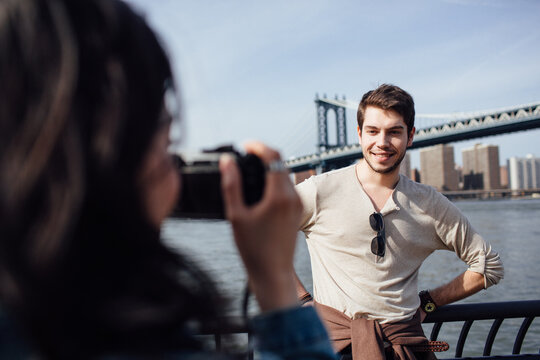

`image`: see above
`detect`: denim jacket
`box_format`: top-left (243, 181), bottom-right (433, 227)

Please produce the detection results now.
top-left (249, 306), bottom-right (337, 359)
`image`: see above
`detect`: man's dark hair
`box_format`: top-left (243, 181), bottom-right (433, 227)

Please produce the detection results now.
top-left (357, 84), bottom-right (415, 135)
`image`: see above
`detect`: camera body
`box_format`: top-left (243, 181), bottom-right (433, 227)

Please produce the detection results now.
top-left (172, 146), bottom-right (265, 219)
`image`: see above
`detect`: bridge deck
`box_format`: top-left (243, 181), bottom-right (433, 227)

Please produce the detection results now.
top-left (287, 102), bottom-right (540, 173)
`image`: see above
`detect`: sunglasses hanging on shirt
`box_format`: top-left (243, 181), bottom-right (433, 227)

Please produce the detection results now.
top-left (369, 212), bottom-right (386, 258)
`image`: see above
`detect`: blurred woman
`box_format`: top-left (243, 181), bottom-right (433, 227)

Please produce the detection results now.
top-left (0, 0), bottom-right (335, 358)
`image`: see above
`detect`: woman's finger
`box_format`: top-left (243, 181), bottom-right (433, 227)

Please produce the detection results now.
top-left (243, 141), bottom-right (291, 197)
top-left (243, 141), bottom-right (280, 163)
top-left (219, 154), bottom-right (245, 220)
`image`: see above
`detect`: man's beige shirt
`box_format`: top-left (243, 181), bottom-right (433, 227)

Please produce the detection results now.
top-left (296, 164), bottom-right (504, 323)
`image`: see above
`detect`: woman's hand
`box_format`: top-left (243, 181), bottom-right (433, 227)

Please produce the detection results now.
top-left (220, 142), bottom-right (302, 312)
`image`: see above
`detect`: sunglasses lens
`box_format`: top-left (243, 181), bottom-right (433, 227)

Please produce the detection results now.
top-left (369, 213), bottom-right (382, 231)
top-left (378, 236), bottom-right (385, 256)
top-left (371, 237), bottom-right (379, 255)
top-left (371, 235), bottom-right (385, 257)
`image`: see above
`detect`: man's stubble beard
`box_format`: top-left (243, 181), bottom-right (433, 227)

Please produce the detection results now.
top-left (364, 148), bottom-right (407, 175)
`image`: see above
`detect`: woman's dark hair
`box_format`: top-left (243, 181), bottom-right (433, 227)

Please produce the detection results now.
top-left (357, 83), bottom-right (415, 135)
top-left (0, 0), bottom-right (222, 357)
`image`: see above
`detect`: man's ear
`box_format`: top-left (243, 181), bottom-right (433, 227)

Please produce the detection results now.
top-left (357, 125), bottom-right (362, 144)
top-left (407, 127), bottom-right (416, 147)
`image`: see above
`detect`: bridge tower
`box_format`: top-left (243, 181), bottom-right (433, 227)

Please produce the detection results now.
top-left (315, 94), bottom-right (348, 152)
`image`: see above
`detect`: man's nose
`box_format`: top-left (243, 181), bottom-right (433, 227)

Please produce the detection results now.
top-left (376, 132), bottom-right (390, 146)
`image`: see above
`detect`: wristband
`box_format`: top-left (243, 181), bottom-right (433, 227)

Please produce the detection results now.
top-left (419, 290), bottom-right (438, 313)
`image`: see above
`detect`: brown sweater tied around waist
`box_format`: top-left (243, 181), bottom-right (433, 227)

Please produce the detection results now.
top-left (314, 301), bottom-right (438, 360)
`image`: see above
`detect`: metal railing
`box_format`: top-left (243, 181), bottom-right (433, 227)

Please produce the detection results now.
top-left (200, 300), bottom-right (540, 359)
top-left (424, 300), bottom-right (540, 359)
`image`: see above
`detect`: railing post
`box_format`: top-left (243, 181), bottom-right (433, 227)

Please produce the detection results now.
top-left (484, 318), bottom-right (504, 356)
top-left (247, 331), bottom-right (254, 360)
top-left (513, 317), bottom-right (535, 354)
top-left (430, 322), bottom-right (443, 341)
top-left (455, 319), bottom-right (474, 358)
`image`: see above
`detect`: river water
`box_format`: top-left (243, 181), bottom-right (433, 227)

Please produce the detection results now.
top-left (161, 198), bottom-right (540, 358)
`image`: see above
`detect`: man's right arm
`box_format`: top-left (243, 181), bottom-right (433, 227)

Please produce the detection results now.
top-left (294, 271), bottom-right (313, 305)
top-left (294, 177), bottom-right (317, 306)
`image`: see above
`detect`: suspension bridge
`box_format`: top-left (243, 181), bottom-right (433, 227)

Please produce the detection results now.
top-left (285, 97), bottom-right (540, 173)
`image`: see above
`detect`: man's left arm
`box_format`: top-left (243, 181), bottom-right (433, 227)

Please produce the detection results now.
top-left (419, 270), bottom-right (484, 321)
top-left (430, 269), bottom-right (485, 307)
top-left (421, 194), bottom-right (504, 319)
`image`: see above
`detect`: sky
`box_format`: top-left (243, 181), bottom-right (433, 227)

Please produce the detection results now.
top-left (126, 0), bottom-right (540, 168)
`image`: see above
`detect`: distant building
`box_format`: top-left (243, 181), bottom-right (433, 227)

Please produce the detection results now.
top-left (462, 144), bottom-right (501, 190)
top-left (507, 154), bottom-right (540, 190)
top-left (508, 157), bottom-right (524, 190)
top-left (294, 169), bottom-right (316, 185)
top-left (500, 165), bottom-right (508, 188)
top-left (399, 153), bottom-right (411, 178)
top-left (420, 144), bottom-right (458, 191)
top-left (411, 168), bottom-right (421, 183)
top-left (455, 165), bottom-right (463, 189)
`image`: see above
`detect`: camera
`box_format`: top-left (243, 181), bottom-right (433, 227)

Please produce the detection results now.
top-left (171, 145), bottom-right (266, 219)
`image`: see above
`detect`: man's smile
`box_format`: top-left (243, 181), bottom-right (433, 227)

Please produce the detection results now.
top-left (370, 151), bottom-right (395, 160)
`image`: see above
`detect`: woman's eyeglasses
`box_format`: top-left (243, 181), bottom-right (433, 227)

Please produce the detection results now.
top-left (369, 212), bottom-right (385, 257)
top-left (161, 78), bottom-right (183, 149)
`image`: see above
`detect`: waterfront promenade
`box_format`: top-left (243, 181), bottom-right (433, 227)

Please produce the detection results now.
top-left (163, 198), bottom-right (540, 358)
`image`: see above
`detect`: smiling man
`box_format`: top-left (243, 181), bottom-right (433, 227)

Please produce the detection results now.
top-left (294, 84), bottom-right (504, 359)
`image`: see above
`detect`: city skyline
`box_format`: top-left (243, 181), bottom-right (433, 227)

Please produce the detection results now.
top-left (508, 154), bottom-right (540, 190)
top-left (410, 141), bottom-right (537, 173)
top-left (406, 142), bottom-right (540, 192)
top-left (126, 0), bottom-right (540, 166)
